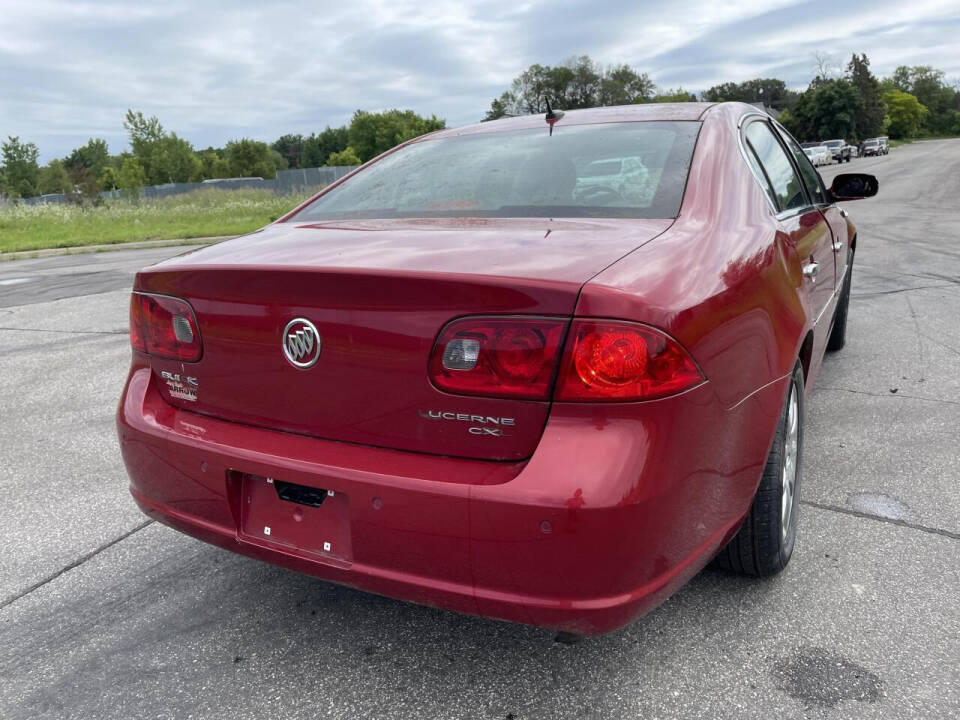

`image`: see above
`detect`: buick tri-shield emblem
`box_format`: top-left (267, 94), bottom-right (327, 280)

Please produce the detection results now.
top-left (282, 318), bottom-right (321, 368)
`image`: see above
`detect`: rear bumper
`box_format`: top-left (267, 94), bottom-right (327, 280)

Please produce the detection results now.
top-left (118, 365), bottom-right (788, 634)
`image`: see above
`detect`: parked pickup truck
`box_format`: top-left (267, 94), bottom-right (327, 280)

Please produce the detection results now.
top-left (822, 139), bottom-right (852, 163)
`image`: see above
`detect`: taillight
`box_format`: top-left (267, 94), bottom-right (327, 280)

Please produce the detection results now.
top-left (128, 292), bottom-right (203, 362)
top-left (429, 317), bottom-right (567, 400)
top-left (554, 320), bottom-right (702, 402)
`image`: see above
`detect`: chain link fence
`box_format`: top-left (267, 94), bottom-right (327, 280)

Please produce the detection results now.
top-left (18, 166), bottom-right (357, 206)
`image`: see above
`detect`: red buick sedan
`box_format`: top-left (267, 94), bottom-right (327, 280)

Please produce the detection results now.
top-left (118, 102), bottom-right (877, 635)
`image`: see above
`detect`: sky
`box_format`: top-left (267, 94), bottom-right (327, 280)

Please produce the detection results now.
top-left (1, 0), bottom-right (958, 162)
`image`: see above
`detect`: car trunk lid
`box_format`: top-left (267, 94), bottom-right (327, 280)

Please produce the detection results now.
top-left (134, 217), bottom-right (671, 460)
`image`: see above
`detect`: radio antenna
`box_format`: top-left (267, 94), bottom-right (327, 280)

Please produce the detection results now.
top-left (544, 98), bottom-right (565, 136)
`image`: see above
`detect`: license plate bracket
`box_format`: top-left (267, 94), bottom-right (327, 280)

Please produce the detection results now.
top-left (238, 472), bottom-right (352, 563)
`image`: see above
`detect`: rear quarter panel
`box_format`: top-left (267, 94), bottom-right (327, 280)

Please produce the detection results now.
top-left (521, 105), bottom-right (817, 614)
top-left (576, 104), bottom-right (808, 409)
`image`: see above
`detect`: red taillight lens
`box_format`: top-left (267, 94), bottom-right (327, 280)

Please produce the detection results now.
top-left (129, 292), bottom-right (203, 362)
top-left (555, 320), bottom-right (703, 401)
top-left (429, 317), bottom-right (567, 400)
top-left (129, 293), bottom-right (147, 353)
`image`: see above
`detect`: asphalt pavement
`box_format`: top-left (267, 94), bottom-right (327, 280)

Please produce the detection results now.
top-left (1, 141), bottom-right (958, 719)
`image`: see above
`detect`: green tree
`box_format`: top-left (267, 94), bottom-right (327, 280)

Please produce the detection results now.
top-left (598, 63), bottom-right (656, 106)
top-left (326, 147), bottom-right (362, 166)
top-left (782, 79), bottom-right (860, 141)
top-left (1, 136), bottom-right (40, 198)
top-left (941, 109), bottom-right (960, 136)
top-left (194, 148), bottom-right (231, 181)
top-left (123, 110), bottom-right (201, 184)
top-left (884, 90), bottom-right (928, 139)
top-left (484, 56), bottom-right (655, 120)
top-left (66, 165), bottom-right (103, 207)
top-left (123, 110), bottom-right (164, 175)
top-left (64, 138), bottom-right (110, 177)
top-left (37, 160), bottom-right (73, 195)
top-left (884, 65), bottom-right (957, 134)
top-left (484, 95), bottom-right (511, 122)
top-left (99, 165), bottom-right (120, 191)
top-left (269, 149), bottom-right (288, 172)
top-left (653, 88), bottom-right (698, 103)
top-left (150, 134), bottom-right (199, 183)
top-left (272, 134), bottom-right (304, 169)
top-left (889, 66), bottom-right (944, 108)
top-left (347, 110), bottom-right (445, 162)
top-left (118, 156), bottom-right (147, 200)
top-left (224, 138), bottom-right (276, 178)
top-left (302, 126), bottom-right (349, 167)
top-left (846, 54), bottom-right (886, 141)
top-left (702, 78), bottom-right (797, 109)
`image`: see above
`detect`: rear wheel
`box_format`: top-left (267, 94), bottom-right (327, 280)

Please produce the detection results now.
top-left (713, 362), bottom-right (804, 576)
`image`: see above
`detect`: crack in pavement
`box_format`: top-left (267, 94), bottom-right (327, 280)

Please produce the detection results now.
top-left (855, 265), bottom-right (960, 284)
top-left (816, 385), bottom-right (960, 407)
top-left (0, 326), bottom-right (126, 336)
top-left (0, 520), bottom-right (154, 611)
top-left (919, 332), bottom-right (960, 358)
top-left (904, 294), bottom-right (927, 383)
top-left (852, 282), bottom-right (959, 298)
top-left (802, 500), bottom-right (959, 541)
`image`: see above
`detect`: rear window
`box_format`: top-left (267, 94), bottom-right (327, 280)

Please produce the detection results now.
top-left (289, 121), bottom-right (700, 221)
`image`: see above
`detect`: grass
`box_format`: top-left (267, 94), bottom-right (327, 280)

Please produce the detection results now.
top-left (0, 187), bottom-right (319, 254)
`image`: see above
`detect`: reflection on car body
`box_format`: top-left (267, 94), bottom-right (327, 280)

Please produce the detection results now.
top-left (573, 156), bottom-right (653, 205)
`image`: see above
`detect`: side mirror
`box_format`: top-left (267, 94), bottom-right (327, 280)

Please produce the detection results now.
top-left (830, 173), bottom-right (878, 201)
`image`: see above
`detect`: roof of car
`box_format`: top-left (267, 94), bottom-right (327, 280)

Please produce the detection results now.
top-left (426, 102), bottom-right (718, 140)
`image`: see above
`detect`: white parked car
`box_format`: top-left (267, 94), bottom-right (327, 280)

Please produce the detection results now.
top-left (803, 145), bottom-right (832, 166)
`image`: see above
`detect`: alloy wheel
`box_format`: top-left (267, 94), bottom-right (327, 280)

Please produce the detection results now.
top-left (780, 384), bottom-right (799, 541)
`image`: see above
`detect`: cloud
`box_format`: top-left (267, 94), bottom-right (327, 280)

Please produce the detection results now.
top-left (0, 0), bottom-right (957, 161)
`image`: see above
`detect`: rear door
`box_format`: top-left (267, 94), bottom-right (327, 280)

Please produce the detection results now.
top-left (741, 117), bottom-right (836, 365)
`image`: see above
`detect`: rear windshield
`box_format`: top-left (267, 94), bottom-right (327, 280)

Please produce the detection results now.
top-left (823, 140), bottom-right (843, 148)
top-left (289, 121), bottom-right (700, 221)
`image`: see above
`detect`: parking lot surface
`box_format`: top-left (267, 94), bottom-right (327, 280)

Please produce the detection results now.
top-left (2, 141), bottom-right (958, 719)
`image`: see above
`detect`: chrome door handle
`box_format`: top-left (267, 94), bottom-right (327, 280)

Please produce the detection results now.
top-left (832, 240), bottom-right (844, 252)
top-left (803, 262), bottom-right (820, 280)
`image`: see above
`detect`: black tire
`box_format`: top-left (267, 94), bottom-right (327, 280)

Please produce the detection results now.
top-left (712, 362), bottom-right (804, 577)
top-left (827, 251), bottom-right (853, 352)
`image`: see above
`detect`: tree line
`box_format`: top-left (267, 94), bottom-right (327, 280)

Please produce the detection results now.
top-left (483, 54), bottom-right (959, 143)
top-left (3, 52), bottom-right (957, 201)
top-left (0, 108), bottom-right (444, 201)
top-left (482, 56), bottom-right (696, 119)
